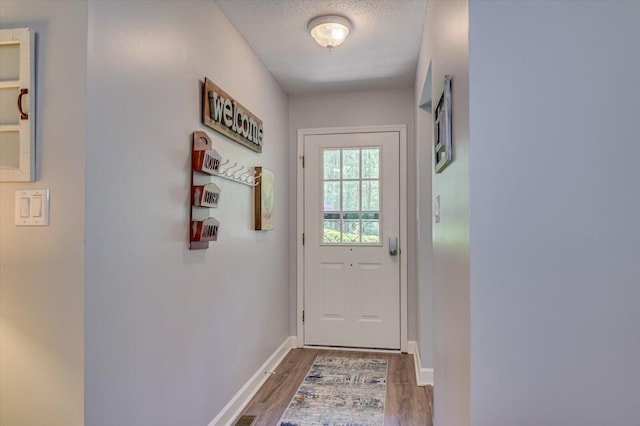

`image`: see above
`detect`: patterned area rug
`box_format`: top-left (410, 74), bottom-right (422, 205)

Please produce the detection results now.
top-left (279, 355), bottom-right (387, 426)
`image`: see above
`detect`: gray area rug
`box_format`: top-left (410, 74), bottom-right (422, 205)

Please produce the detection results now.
top-left (279, 355), bottom-right (387, 426)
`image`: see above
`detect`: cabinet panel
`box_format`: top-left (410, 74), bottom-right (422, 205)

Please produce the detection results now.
top-left (0, 28), bottom-right (35, 182)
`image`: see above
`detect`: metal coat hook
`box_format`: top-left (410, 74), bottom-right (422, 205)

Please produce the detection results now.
top-left (218, 161), bottom-right (234, 174)
top-left (230, 164), bottom-right (244, 176)
top-left (222, 162), bottom-right (240, 176)
top-left (233, 165), bottom-right (247, 179)
top-left (250, 172), bottom-right (262, 187)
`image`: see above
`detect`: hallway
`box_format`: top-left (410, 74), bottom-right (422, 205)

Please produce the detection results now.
top-left (239, 348), bottom-right (433, 426)
top-left (2, 1), bottom-right (639, 425)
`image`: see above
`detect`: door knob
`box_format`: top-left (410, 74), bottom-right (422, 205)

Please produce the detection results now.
top-left (389, 236), bottom-right (398, 256)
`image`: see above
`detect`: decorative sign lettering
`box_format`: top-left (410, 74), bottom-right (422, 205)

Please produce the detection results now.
top-left (194, 148), bottom-right (221, 175)
top-left (202, 78), bottom-right (263, 153)
top-left (192, 183), bottom-right (221, 208)
top-left (191, 217), bottom-right (220, 242)
top-left (192, 131), bottom-right (223, 175)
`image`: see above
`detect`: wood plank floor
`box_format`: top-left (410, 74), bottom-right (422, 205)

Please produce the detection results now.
top-left (239, 348), bottom-right (434, 426)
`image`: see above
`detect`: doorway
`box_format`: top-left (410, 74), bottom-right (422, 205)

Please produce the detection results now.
top-left (296, 125), bottom-right (408, 351)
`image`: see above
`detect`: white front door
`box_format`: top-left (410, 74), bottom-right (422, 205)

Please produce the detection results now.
top-left (303, 131), bottom-right (400, 349)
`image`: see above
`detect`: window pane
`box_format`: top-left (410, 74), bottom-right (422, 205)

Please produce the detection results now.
top-left (0, 44), bottom-right (20, 81)
top-left (0, 87), bottom-right (20, 125)
top-left (342, 149), bottom-right (360, 179)
top-left (362, 148), bottom-right (380, 179)
top-left (323, 181), bottom-right (340, 211)
top-left (323, 219), bottom-right (341, 243)
top-left (342, 181), bottom-right (360, 211)
top-left (342, 220), bottom-right (360, 243)
top-left (362, 219), bottom-right (380, 243)
top-left (0, 131), bottom-right (20, 168)
top-left (361, 180), bottom-right (379, 211)
top-left (323, 149), bottom-right (341, 179)
top-left (320, 147), bottom-right (383, 246)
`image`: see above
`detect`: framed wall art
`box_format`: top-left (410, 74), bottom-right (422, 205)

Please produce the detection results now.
top-left (434, 74), bottom-right (452, 173)
top-left (254, 167), bottom-right (274, 230)
top-left (0, 28), bottom-right (35, 182)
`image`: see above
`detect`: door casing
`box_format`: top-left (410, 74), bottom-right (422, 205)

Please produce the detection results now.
top-left (296, 125), bottom-right (408, 352)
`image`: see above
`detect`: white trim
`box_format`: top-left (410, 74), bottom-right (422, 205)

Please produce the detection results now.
top-left (408, 341), bottom-right (434, 386)
top-left (296, 130), bottom-right (305, 349)
top-left (296, 125), bottom-right (408, 352)
top-left (208, 336), bottom-right (296, 426)
top-left (399, 125), bottom-right (408, 353)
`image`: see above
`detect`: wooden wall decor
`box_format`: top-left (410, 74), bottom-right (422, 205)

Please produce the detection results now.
top-left (192, 183), bottom-right (221, 208)
top-left (202, 78), bottom-right (263, 153)
top-left (191, 217), bottom-right (220, 244)
top-left (190, 130), bottom-right (266, 249)
top-left (190, 131), bottom-right (221, 250)
top-left (0, 28), bottom-right (35, 182)
top-left (254, 167), bottom-right (274, 230)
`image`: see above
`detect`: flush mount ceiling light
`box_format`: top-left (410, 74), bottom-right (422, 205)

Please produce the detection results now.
top-left (307, 15), bottom-right (351, 50)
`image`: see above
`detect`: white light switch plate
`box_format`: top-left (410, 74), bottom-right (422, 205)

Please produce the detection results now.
top-left (434, 195), bottom-right (440, 223)
top-left (15, 189), bottom-right (49, 226)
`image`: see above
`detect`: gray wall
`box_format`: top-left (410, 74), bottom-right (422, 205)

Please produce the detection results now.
top-left (0, 1), bottom-right (87, 425)
top-left (415, 0), bottom-right (471, 424)
top-left (288, 88), bottom-right (417, 342)
top-left (414, 6), bottom-right (434, 374)
top-left (84, 1), bottom-right (289, 425)
top-left (469, 1), bottom-right (640, 425)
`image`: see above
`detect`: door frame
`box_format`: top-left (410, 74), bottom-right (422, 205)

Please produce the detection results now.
top-left (296, 125), bottom-right (408, 352)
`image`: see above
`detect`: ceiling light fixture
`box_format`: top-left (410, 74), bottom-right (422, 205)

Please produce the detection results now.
top-left (307, 15), bottom-right (351, 51)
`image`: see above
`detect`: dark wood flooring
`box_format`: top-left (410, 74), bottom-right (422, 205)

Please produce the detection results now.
top-left (238, 348), bottom-right (434, 426)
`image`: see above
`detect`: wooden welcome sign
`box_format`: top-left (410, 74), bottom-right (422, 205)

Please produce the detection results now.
top-left (202, 78), bottom-right (263, 153)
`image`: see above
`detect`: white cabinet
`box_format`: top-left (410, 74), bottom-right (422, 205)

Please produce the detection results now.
top-left (0, 27), bottom-right (35, 182)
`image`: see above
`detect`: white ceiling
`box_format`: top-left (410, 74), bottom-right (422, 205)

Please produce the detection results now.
top-left (215, 0), bottom-right (427, 95)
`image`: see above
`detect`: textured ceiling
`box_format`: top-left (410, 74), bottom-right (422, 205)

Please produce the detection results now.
top-left (216, 0), bottom-right (427, 95)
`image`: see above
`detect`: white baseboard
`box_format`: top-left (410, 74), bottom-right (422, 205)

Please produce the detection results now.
top-left (209, 336), bottom-right (296, 426)
top-left (407, 340), bottom-right (434, 386)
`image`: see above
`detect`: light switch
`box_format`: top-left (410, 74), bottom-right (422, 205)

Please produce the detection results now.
top-left (20, 198), bottom-right (30, 217)
top-left (31, 196), bottom-right (42, 217)
top-left (15, 189), bottom-right (49, 226)
top-left (434, 195), bottom-right (441, 223)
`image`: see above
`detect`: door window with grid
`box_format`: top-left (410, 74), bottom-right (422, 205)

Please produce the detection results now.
top-left (321, 147), bottom-right (381, 245)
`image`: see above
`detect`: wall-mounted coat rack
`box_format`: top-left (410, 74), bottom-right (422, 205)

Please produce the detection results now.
top-left (216, 161), bottom-right (261, 187)
top-left (190, 130), bottom-right (264, 249)
top-left (192, 132), bottom-right (261, 187)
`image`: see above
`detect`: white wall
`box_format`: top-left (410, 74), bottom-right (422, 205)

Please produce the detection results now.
top-left (84, 2), bottom-right (289, 425)
top-left (414, 7), bottom-right (434, 374)
top-left (0, 1), bottom-right (86, 425)
top-left (288, 88), bottom-right (417, 342)
top-left (469, 1), bottom-right (640, 425)
top-left (416, 0), bottom-right (470, 424)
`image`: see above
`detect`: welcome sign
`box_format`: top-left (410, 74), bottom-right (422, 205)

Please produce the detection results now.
top-left (202, 78), bottom-right (263, 153)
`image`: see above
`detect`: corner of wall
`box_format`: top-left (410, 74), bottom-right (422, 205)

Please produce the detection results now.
top-left (408, 341), bottom-right (434, 386)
